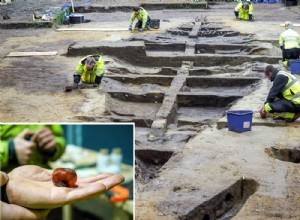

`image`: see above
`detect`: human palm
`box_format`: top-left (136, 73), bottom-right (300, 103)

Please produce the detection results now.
top-left (6, 165), bottom-right (124, 209)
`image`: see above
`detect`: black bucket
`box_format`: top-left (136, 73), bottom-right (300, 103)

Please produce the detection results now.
top-left (69, 14), bottom-right (84, 24)
top-left (150, 19), bottom-right (160, 29)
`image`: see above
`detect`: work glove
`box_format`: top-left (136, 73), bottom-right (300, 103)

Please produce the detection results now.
top-left (95, 75), bottom-right (103, 85)
top-left (249, 14), bottom-right (253, 21)
top-left (234, 11), bottom-right (238, 18)
top-left (73, 74), bottom-right (81, 84)
top-left (139, 28), bottom-right (144, 32)
top-left (128, 26), bottom-right (132, 31)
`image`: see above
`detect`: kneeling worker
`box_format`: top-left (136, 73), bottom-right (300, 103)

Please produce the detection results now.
top-left (234, 0), bottom-right (253, 21)
top-left (260, 65), bottom-right (300, 122)
top-left (128, 6), bottom-right (151, 32)
top-left (73, 54), bottom-right (105, 88)
top-left (279, 21), bottom-right (300, 66)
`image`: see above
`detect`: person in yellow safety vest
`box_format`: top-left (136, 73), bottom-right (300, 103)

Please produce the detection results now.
top-left (73, 54), bottom-right (105, 88)
top-left (259, 65), bottom-right (300, 122)
top-left (128, 6), bottom-right (151, 32)
top-left (234, 0), bottom-right (253, 21)
top-left (279, 21), bottom-right (300, 66)
top-left (0, 125), bottom-right (66, 172)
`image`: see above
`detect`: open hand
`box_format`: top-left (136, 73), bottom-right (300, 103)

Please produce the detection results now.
top-left (6, 165), bottom-right (125, 209)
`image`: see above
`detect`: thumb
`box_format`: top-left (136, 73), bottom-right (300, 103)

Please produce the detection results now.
top-left (0, 171), bottom-right (9, 186)
top-left (18, 128), bottom-right (34, 141)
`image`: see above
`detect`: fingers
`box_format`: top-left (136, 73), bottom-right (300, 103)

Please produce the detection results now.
top-left (77, 173), bottom-right (114, 184)
top-left (66, 182), bottom-right (107, 202)
top-left (62, 174), bottom-right (124, 205)
top-left (77, 174), bottom-right (125, 189)
top-left (33, 127), bottom-right (56, 152)
top-left (13, 136), bottom-right (37, 165)
top-left (100, 174), bottom-right (125, 190)
top-left (0, 171), bottom-right (9, 186)
top-left (41, 138), bottom-right (56, 152)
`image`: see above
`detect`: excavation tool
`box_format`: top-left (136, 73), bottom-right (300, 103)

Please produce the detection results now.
top-left (106, 185), bottom-right (129, 204)
top-left (64, 84), bottom-right (76, 92)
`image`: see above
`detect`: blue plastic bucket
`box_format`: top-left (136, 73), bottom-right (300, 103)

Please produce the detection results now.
top-left (289, 59), bottom-right (300, 75)
top-left (226, 110), bottom-right (253, 133)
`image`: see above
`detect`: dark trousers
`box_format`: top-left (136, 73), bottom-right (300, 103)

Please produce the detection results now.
top-left (269, 99), bottom-right (300, 113)
top-left (282, 48), bottom-right (300, 61)
top-left (135, 16), bottom-right (151, 29)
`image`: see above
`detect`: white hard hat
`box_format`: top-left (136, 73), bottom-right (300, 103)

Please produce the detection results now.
top-left (285, 21), bottom-right (293, 29)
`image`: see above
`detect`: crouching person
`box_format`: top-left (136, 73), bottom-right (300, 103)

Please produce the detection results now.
top-left (73, 54), bottom-right (105, 88)
top-left (260, 65), bottom-right (300, 122)
top-left (234, 0), bottom-right (253, 21)
top-left (128, 6), bottom-right (151, 32)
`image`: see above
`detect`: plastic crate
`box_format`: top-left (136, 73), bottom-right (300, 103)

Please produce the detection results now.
top-left (226, 110), bottom-right (253, 133)
top-left (290, 59), bottom-right (300, 74)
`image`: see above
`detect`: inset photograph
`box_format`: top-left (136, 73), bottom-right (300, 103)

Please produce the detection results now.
top-left (0, 123), bottom-right (134, 220)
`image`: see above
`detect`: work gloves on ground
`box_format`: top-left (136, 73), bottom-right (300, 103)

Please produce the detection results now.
top-left (128, 26), bottom-right (132, 31)
top-left (139, 28), bottom-right (144, 32)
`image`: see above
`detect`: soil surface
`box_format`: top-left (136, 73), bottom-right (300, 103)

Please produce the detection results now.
top-left (1, 3), bottom-right (299, 122)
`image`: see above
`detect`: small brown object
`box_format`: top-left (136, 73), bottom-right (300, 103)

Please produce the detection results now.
top-left (259, 107), bottom-right (266, 119)
top-left (65, 85), bottom-right (73, 92)
top-left (52, 168), bottom-right (77, 187)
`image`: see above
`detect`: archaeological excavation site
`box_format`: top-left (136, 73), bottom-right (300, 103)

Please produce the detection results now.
top-left (1, 0), bottom-right (300, 219)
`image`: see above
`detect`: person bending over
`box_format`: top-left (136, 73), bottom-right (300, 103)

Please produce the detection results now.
top-left (73, 54), bottom-right (105, 88)
top-left (128, 6), bottom-right (151, 32)
top-left (260, 65), bottom-right (300, 122)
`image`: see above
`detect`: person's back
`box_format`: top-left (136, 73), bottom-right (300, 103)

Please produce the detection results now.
top-left (130, 7), bottom-right (148, 22)
top-left (279, 28), bottom-right (300, 50)
top-left (279, 21), bottom-right (300, 64)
